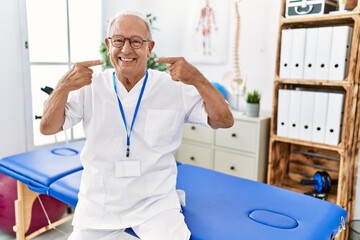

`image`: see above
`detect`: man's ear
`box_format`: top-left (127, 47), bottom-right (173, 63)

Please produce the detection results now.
top-left (104, 38), bottom-right (111, 49)
top-left (104, 38), bottom-right (110, 55)
top-left (147, 41), bottom-right (155, 57)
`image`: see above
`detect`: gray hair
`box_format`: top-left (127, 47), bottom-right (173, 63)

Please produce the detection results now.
top-left (107, 11), bottom-right (152, 40)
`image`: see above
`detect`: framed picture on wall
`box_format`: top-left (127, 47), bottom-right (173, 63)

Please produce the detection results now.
top-left (183, 0), bottom-right (230, 64)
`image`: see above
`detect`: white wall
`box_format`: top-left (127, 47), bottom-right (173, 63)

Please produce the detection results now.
top-left (0, 0), bottom-right (28, 158)
top-left (102, 0), bottom-right (281, 112)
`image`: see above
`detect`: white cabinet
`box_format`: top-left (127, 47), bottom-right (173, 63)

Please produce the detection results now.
top-left (176, 111), bottom-right (270, 182)
top-left (214, 150), bottom-right (255, 180)
top-left (215, 120), bottom-right (257, 153)
top-left (177, 143), bottom-right (213, 169)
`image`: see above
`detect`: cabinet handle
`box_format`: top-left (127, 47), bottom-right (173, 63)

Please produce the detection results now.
top-left (191, 126), bottom-right (196, 130)
top-left (230, 166), bottom-right (236, 171)
top-left (231, 133), bottom-right (237, 138)
top-left (190, 156), bottom-right (195, 161)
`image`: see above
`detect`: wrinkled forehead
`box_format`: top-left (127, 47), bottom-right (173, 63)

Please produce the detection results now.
top-left (108, 15), bottom-right (150, 39)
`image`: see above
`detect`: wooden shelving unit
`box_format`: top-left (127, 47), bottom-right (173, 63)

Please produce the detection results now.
top-left (267, 1), bottom-right (360, 239)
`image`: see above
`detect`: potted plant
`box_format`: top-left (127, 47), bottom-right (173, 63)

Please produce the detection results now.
top-left (246, 90), bottom-right (261, 117)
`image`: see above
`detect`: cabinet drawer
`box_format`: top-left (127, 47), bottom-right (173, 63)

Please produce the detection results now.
top-left (177, 143), bottom-right (213, 169)
top-left (215, 120), bottom-right (257, 153)
top-left (214, 150), bottom-right (255, 180)
top-left (183, 124), bottom-right (213, 144)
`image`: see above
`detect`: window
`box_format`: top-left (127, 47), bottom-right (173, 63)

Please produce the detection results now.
top-left (23, 0), bottom-right (102, 146)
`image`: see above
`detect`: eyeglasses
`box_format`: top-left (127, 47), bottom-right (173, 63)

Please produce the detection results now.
top-left (108, 35), bottom-right (151, 49)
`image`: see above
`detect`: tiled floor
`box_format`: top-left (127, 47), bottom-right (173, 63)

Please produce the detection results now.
top-left (0, 219), bottom-right (137, 240)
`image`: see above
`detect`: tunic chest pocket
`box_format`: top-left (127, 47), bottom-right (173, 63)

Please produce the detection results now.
top-left (144, 110), bottom-right (180, 147)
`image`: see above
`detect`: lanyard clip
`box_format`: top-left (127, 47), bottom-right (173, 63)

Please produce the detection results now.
top-left (126, 146), bottom-right (130, 158)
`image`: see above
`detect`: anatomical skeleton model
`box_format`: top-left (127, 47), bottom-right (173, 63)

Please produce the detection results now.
top-left (222, 0), bottom-right (246, 110)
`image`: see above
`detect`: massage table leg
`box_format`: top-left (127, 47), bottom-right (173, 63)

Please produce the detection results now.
top-left (13, 181), bottom-right (74, 240)
top-left (24, 215), bottom-right (74, 240)
top-left (14, 181), bottom-right (37, 240)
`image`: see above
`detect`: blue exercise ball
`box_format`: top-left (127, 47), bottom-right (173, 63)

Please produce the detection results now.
top-left (211, 82), bottom-right (229, 100)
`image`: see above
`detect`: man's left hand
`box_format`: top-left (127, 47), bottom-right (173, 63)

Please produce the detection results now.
top-left (155, 57), bottom-right (204, 86)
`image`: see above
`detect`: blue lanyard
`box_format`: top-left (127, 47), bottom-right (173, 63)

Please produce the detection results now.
top-left (112, 71), bottom-right (148, 157)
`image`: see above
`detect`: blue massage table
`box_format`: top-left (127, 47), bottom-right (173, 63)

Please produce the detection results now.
top-left (0, 140), bottom-right (347, 240)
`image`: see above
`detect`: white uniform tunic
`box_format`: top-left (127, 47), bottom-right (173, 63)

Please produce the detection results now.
top-left (63, 69), bottom-right (209, 229)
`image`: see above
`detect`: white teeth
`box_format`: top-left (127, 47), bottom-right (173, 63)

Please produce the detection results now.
top-left (120, 57), bottom-right (134, 62)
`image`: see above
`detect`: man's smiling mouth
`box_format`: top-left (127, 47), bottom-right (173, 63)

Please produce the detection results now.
top-left (120, 57), bottom-right (135, 62)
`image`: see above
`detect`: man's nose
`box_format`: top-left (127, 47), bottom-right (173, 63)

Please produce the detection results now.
top-left (122, 39), bottom-right (133, 52)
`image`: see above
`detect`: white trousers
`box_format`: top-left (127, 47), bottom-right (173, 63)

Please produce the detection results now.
top-left (67, 208), bottom-right (191, 240)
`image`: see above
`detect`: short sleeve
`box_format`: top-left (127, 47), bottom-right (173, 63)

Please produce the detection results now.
top-left (63, 88), bottom-right (84, 130)
top-left (182, 84), bottom-right (211, 128)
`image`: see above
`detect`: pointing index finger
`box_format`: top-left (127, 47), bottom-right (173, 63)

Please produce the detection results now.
top-left (78, 59), bottom-right (104, 68)
top-left (155, 57), bottom-right (181, 64)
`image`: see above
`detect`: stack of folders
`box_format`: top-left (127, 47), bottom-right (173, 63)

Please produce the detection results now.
top-left (277, 89), bottom-right (344, 146)
top-left (279, 26), bottom-right (353, 80)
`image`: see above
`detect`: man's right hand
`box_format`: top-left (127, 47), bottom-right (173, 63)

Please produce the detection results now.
top-left (58, 59), bottom-right (103, 92)
top-left (40, 59), bottom-right (103, 135)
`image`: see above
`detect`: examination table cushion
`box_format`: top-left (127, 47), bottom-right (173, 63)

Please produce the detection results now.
top-left (176, 164), bottom-right (346, 240)
top-left (0, 140), bottom-right (84, 193)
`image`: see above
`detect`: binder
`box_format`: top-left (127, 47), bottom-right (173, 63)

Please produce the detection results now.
top-left (299, 90), bottom-right (315, 141)
top-left (312, 92), bottom-right (329, 143)
top-left (329, 26), bottom-right (353, 81)
top-left (288, 90), bottom-right (302, 139)
top-left (290, 28), bottom-right (306, 79)
top-left (303, 28), bottom-right (319, 80)
top-left (279, 29), bottom-right (293, 79)
top-left (315, 27), bottom-right (333, 80)
top-left (344, 27), bottom-right (353, 78)
top-left (277, 89), bottom-right (291, 137)
top-left (324, 92), bottom-right (344, 145)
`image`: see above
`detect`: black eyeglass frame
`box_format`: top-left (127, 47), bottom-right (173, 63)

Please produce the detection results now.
top-left (107, 35), bottom-right (151, 49)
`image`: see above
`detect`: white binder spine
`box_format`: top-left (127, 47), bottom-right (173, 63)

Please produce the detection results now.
top-left (277, 89), bottom-right (291, 137)
top-left (329, 26), bottom-right (353, 81)
top-left (324, 92), bottom-right (345, 145)
top-left (303, 28), bottom-right (319, 80)
top-left (345, 28), bottom-right (353, 77)
top-left (288, 90), bottom-right (302, 139)
top-left (290, 28), bottom-right (306, 79)
top-left (279, 29), bottom-right (293, 79)
top-left (312, 92), bottom-right (329, 143)
top-left (315, 27), bottom-right (333, 80)
top-left (299, 90), bottom-right (315, 141)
